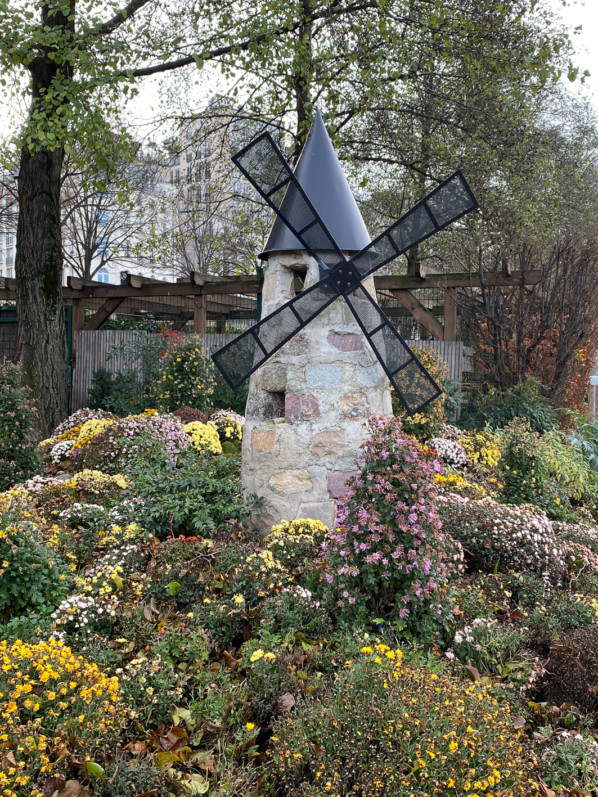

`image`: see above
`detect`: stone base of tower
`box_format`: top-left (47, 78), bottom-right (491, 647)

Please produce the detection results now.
top-left (241, 251), bottom-right (393, 531)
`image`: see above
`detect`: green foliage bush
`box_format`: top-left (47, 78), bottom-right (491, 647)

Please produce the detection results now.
top-left (87, 367), bottom-right (146, 415)
top-left (461, 378), bottom-right (558, 433)
top-left (127, 445), bottom-right (247, 537)
top-left (0, 495), bottom-right (69, 617)
top-left (0, 360), bottom-right (42, 489)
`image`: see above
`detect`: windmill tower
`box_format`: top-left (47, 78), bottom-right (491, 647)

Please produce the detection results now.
top-left (242, 113), bottom-right (391, 529)
top-left (212, 113), bottom-right (478, 530)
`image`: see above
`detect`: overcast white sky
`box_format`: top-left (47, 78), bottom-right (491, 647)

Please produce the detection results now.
top-left (554, 0), bottom-right (598, 102)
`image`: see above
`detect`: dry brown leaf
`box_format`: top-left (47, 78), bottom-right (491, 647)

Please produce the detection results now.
top-left (57, 780), bottom-right (83, 797)
top-left (512, 715), bottom-right (526, 729)
top-left (277, 692), bottom-right (295, 713)
top-left (464, 665), bottom-right (481, 681)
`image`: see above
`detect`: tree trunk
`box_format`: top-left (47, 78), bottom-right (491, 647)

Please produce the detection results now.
top-left (15, 2), bottom-right (74, 436)
top-left (16, 144), bottom-right (68, 437)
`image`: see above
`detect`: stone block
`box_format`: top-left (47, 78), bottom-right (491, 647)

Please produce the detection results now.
top-left (327, 470), bottom-right (358, 499)
top-left (285, 393), bottom-right (319, 423)
top-left (298, 500), bottom-right (337, 529)
top-left (261, 364), bottom-right (287, 392)
top-left (269, 469), bottom-right (313, 494)
top-left (327, 332), bottom-right (363, 352)
top-left (306, 364), bottom-right (343, 388)
top-left (338, 392), bottom-right (368, 419)
top-left (310, 429), bottom-right (346, 460)
top-left (282, 332), bottom-right (310, 356)
top-left (251, 429), bottom-right (278, 453)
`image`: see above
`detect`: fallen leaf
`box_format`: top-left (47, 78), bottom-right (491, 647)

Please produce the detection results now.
top-left (512, 716), bottom-right (526, 729)
top-left (538, 780), bottom-right (556, 797)
top-left (550, 644), bottom-right (573, 654)
top-left (57, 781), bottom-right (83, 797)
top-left (277, 692), bottom-right (295, 713)
top-left (43, 777), bottom-right (65, 797)
top-left (464, 665), bottom-right (481, 681)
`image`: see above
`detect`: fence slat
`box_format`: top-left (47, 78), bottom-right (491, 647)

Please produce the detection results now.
top-left (72, 331), bottom-right (472, 411)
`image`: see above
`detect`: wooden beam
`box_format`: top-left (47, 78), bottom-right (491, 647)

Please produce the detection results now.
top-left (1, 271), bottom-right (544, 305)
top-left (444, 289), bottom-right (457, 342)
top-left (375, 270), bottom-right (542, 291)
top-left (194, 294), bottom-right (207, 334)
top-left (82, 297), bottom-right (125, 330)
top-left (390, 290), bottom-right (445, 341)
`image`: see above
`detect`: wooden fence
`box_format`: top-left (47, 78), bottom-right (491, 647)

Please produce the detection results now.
top-left (72, 330), bottom-right (472, 411)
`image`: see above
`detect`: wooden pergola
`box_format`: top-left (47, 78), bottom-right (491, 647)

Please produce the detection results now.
top-left (0, 269), bottom-right (541, 341)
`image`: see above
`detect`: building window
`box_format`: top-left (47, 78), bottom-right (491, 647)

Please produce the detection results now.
top-left (175, 169), bottom-right (180, 184)
top-left (97, 268), bottom-right (109, 283)
top-left (97, 237), bottom-right (109, 256)
top-left (98, 210), bottom-right (109, 227)
top-left (186, 166), bottom-right (192, 183)
top-left (186, 152), bottom-right (193, 162)
top-left (204, 138), bottom-right (211, 157)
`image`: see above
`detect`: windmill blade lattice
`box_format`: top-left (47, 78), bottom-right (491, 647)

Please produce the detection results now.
top-left (233, 133), bottom-right (345, 274)
top-left (213, 133), bottom-right (478, 414)
top-left (352, 171), bottom-right (478, 278)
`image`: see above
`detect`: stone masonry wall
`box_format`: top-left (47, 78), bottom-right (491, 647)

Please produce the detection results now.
top-left (242, 250), bottom-right (392, 530)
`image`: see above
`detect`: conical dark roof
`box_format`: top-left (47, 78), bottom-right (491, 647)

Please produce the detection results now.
top-left (259, 110), bottom-right (371, 259)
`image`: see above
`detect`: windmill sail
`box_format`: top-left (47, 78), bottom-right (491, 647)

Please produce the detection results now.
top-left (233, 133), bottom-right (345, 274)
top-left (213, 130), bottom-right (478, 413)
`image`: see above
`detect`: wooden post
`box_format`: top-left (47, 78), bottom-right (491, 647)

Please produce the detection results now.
top-left (444, 289), bottom-right (457, 341)
top-left (194, 293), bottom-right (207, 334)
top-left (216, 315), bottom-right (226, 333)
top-left (72, 298), bottom-right (85, 331)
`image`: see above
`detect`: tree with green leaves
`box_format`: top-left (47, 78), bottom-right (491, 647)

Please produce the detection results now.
top-left (0, 0), bottom-right (579, 433)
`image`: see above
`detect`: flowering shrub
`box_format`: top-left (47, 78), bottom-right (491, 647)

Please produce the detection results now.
top-left (70, 416), bottom-right (115, 456)
top-left (0, 638), bottom-right (123, 795)
top-left (210, 413), bottom-right (243, 443)
top-left (437, 492), bottom-right (567, 584)
top-left (427, 436), bottom-right (467, 467)
top-left (265, 518), bottom-right (329, 570)
top-left (231, 550), bottom-right (291, 606)
top-left (174, 405), bottom-right (209, 424)
top-left (211, 408), bottom-right (245, 425)
top-left (460, 431), bottom-right (501, 468)
top-left (499, 418), bottom-right (547, 503)
top-left (48, 439), bottom-right (74, 464)
top-left (51, 593), bottom-right (118, 641)
top-left (434, 472), bottom-right (490, 499)
top-left (0, 492), bottom-right (68, 616)
top-left (0, 361), bottom-right (42, 490)
top-left (321, 416), bottom-right (460, 628)
top-left (148, 336), bottom-right (216, 413)
top-left (269, 644), bottom-right (539, 796)
top-left (76, 412), bottom-right (190, 471)
top-left (52, 407), bottom-right (116, 439)
top-left (184, 421), bottom-right (223, 454)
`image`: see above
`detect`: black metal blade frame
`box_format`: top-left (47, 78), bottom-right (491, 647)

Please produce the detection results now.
top-left (212, 132), bottom-right (479, 414)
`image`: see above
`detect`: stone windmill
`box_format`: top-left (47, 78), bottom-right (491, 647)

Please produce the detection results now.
top-left (213, 112), bottom-right (478, 528)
